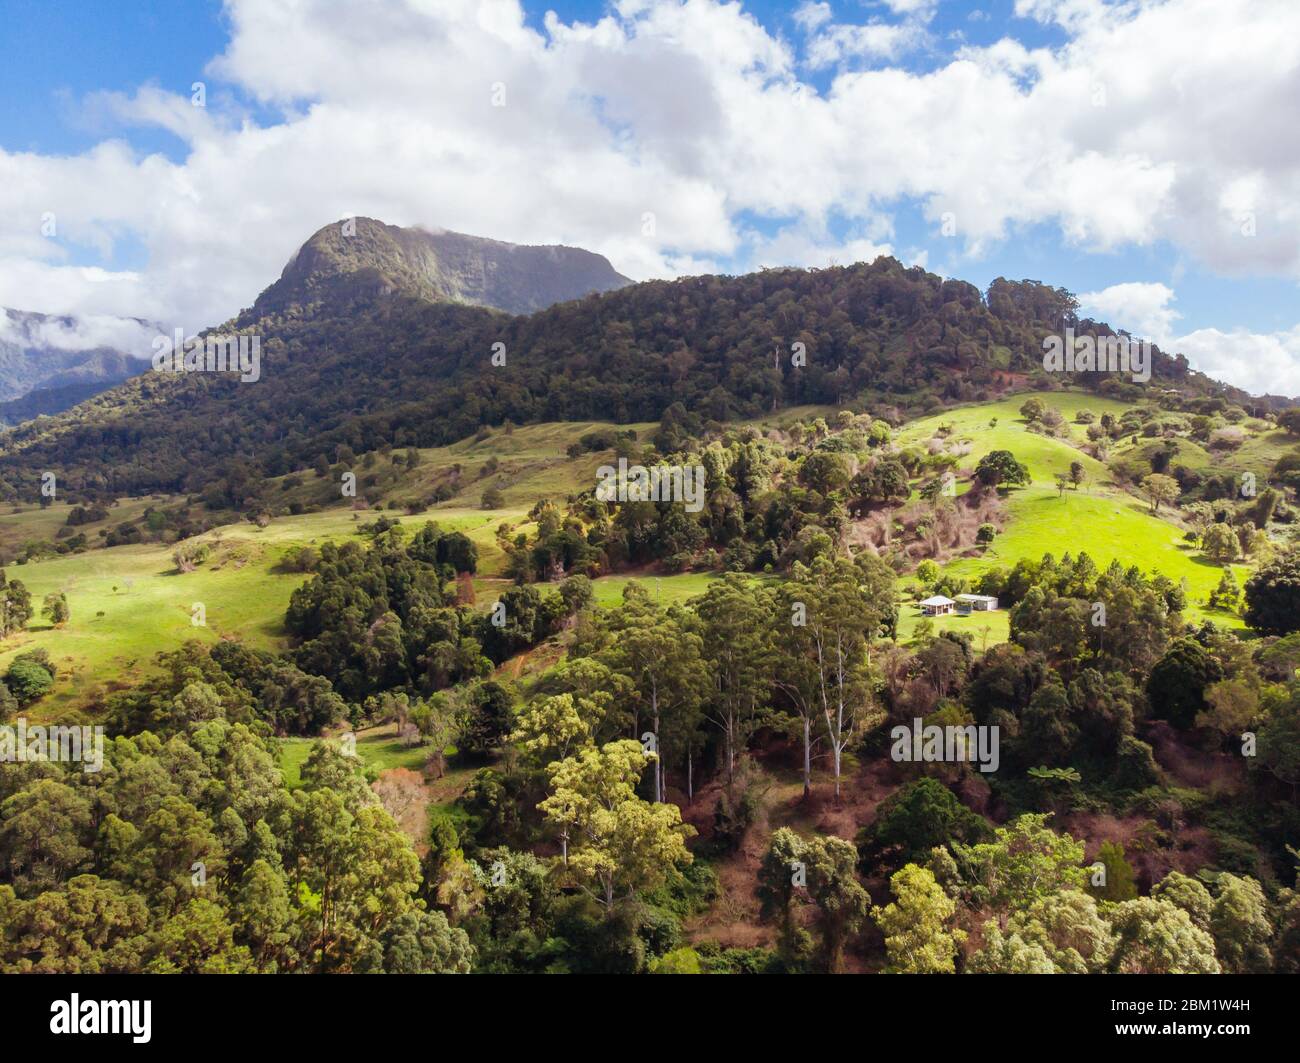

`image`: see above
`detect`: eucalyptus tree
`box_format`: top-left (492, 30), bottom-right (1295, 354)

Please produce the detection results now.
top-left (780, 555), bottom-right (889, 802)
top-left (602, 605), bottom-right (707, 802)
top-left (692, 575), bottom-right (777, 793)
top-left (538, 740), bottom-right (693, 904)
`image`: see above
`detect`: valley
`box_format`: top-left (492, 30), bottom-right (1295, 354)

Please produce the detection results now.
top-left (2, 216), bottom-right (1297, 982)
top-left (0, 389), bottom-right (1274, 722)
top-left (8, 0), bottom-right (1300, 1012)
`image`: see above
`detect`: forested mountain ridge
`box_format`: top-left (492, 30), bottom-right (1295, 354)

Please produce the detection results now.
top-left (0, 241), bottom-right (1260, 503)
top-left (246, 217), bottom-right (632, 319)
top-left (0, 380), bottom-right (135, 427)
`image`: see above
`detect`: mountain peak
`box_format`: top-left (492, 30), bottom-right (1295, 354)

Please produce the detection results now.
top-left (251, 217), bottom-right (632, 317)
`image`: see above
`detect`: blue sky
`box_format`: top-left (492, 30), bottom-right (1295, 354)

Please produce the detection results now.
top-left (1, 1), bottom-right (222, 157)
top-left (1, 0), bottom-right (1297, 394)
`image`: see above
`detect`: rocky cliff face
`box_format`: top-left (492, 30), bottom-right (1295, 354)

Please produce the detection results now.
top-left (251, 217), bottom-right (631, 317)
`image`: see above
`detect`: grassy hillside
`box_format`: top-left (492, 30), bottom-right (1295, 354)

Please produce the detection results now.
top-left (0, 419), bottom-right (700, 718)
top-left (0, 504), bottom-right (530, 721)
top-left (0, 395), bottom-right (1273, 721)
top-left (1110, 422), bottom-right (1291, 485)
top-left (0, 496), bottom-right (158, 557)
top-left (0, 537), bottom-right (299, 719)
top-left (278, 725), bottom-right (432, 788)
top-left (895, 391), bottom-right (1128, 483)
top-left (896, 392), bottom-right (1252, 628)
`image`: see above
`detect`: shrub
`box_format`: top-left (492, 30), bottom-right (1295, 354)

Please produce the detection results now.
top-left (172, 541), bottom-right (212, 573)
top-left (651, 947), bottom-right (703, 974)
top-left (1209, 426), bottom-right (1247, 450)
top-left (1114, 736), bottom-right (1162, 790)
top-left (1245, 550), bottom-right (1300, 634)
top-left (41, 592), bottom-right (70, 626)
top-left (4, 656), bottom-right (53, 705)
top-left (1147, 639), bottom-right (1224, 729)
top-left (1201, 523), bottom-right (1239, 563)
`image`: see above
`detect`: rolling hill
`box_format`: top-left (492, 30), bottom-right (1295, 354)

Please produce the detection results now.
top-left (894, 394), bottom-right (1253, 629)
top-left (4, 389), bottom-right (1286, 719)
top-left (0, 234), bottom-right (1245, 504)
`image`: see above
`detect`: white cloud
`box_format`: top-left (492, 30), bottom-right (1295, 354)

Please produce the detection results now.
top-left (805, 21), bottom-right (929, 67)
top-left (1080, 281), bottom-right (1300, 397)
top-left (746, 219), bottom-right (897, 271)
top-left (0, 0), bottom-right (1295, 397)
top-left (1173, 326), bottom-right (1300, 398)
top-left (793, 2), bottom-right (832, 33)
top-left (1014, 0), bottom-right (1117, 33)
top-left (1079, 281), bottom-right (1181, 344)
top-left (0, 308), bottom-right (157, 358)
top-left (799, 0), bottom-right (935, 68)
top-left (881, 0), bottom-right (941, 18)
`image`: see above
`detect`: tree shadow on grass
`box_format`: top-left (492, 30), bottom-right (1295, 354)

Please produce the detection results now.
top-left (1182, 548), bottom-right (1244, 571)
